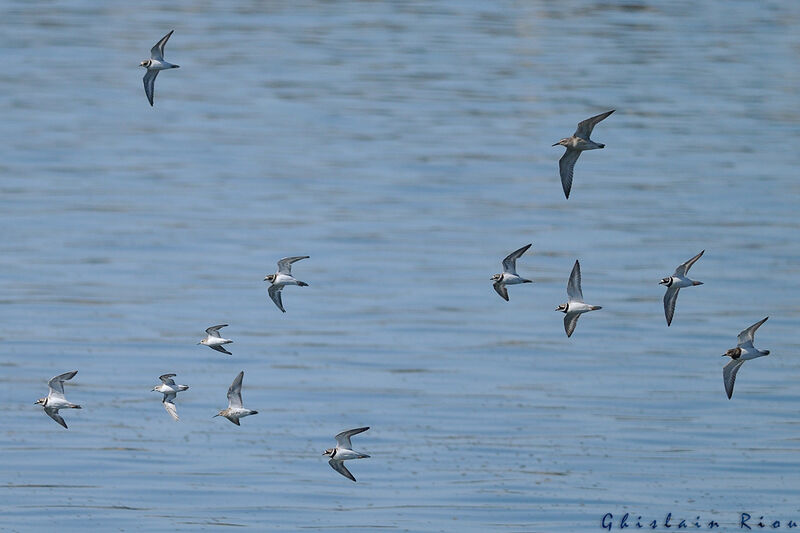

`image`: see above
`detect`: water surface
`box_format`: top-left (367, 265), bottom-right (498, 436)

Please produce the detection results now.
top-left (1, 1), bottom-right (799, 531)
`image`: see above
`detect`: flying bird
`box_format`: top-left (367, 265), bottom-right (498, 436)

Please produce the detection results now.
top-left (139, 30), bottom-right (180, 106)
top-left (556, 260), bottom-right (602, 337)
top-left (552, 110), bottom-right (615, 199)
top-left (198, 324), bottom-right (233, 355)
top-left (660, 250), bottom-right (704, 326)
top-left (264, 256), bottom-right (310, 313)
top-left (151, 373), bottom-right (189, 421)
top-left (490, 243), bottom-right (533, 301)
top-left (722, 317), bottom-right (770, 399)
top-left (214, 371), bottom-right (258, 425)
top-left (323, 427), bottom-right (370, 482)
top-left (35, 371), bottom-right (81, 429)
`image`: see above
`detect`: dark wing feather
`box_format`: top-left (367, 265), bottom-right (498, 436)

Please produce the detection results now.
top-left (150, 30), bottom-right (174, 61)
top-left (329, 459), bottom-right (356, 482)
top-left (663, 286), bottom-right (680, 326)
top-left (335, 426), bottom-right (370, 448)
top-left (44, 408), bottom-right (68, 429)
top-left (558, 149), bottom-right (580, 199)
top-left (674, 250), bottom-right (704, 277)
top-left (502, 244), bottom-right (532, 275)
top-left (268, 284), bottom-right (285, 312)
top-left (723, 359), bottom-right (745, 399)
top-left (574, 109), bottom-right (615, 139)
top-left (210, 344), bottom-right (232, 355)
top-left (564, 313), bottom-right (580, 338)
top-left (738, 317), bottom-right (768, 347)
top-left (143, 69), bottom-right (158, 106)
top-left (493, 281), bottom-right (509, 301)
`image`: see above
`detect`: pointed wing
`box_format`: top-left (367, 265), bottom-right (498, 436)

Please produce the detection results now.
top-left (335, 426), bottom-right (370, 449)
top-left (47, 370), bottom-right (77, 400)
top-left (502, 244), bottom-right (531, 275)
top-left (738, 317), bottom-right (768, 348)
top-left (564, 312), bottom-right (580, 337)
top-left (276, 256), bottom-right (309, 275)
top-left (209, 344), bottom-right (232, 355)
top-left (574, 109), bottom-right (615, 139)
top-left (163, 394), bottom-right (179, 421)
top-left (227, 371), bottom-right (244, 409)
top-left (159, 373), bottom-right (177, 385)
top-left (492, 281), bottom-right (509, 301)
top-left (558, 149), bottom-right (580, 199)
top-left (143, 69), bottom-right (158, 107)
top-left (674, 250), bottom-right (704, 277)
top-left (723, 359), bottom-right (746, 399)
top-left (663, 286), bottom-right (680, 326)
top-left (44, 407), bottom-right (68, 429)
top-left (205, 324), bottom-right (228, 337)
top-left (567, 260), bottom-right (583, 303)
top-left (268, 284), bottom-right (286, 312)
top-left (150, 30), bottom-right (174, 61)
top-left (328, 459), bottom-right (356, 482)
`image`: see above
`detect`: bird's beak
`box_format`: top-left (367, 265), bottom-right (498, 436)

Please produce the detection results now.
top-left (197, 342), bottom-right (202, 345)
top-left (721, 354), bottom-right (727, 357)
top-left (213, 414), bottom-right (219, 418)
top-left (263, 277), bottom-right (268, 281)
top-left (552, 142), bottom-right (560, 146)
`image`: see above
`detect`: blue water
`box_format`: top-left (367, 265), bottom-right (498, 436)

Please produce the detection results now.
top-left (1, 1), bottom-right (799, 531)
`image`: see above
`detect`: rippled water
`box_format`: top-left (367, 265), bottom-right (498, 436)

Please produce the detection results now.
top-left (1, 1), bottom-right (799, 531)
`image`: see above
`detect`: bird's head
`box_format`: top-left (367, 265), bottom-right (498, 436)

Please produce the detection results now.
top-left (555, 304), bottom-right (568, 313)
top-left (490, 274), bottom-right (502, 281)
top-left (34, 397), bottom-right (45, 405)
top-left (552, 138), bottom-right (569, 147)
top-left (264, 274), bottom-right (276, 283)
top-left (139, 60), bottom-right (151, 68)
top-left (198, 339), bottom-right (206, 345)
top-left (322, 448), bottom-right (334, 457)
top-left (722, 347), bottom-right (742, 359)
top-left (659, 277), bottom-right (672, 286)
